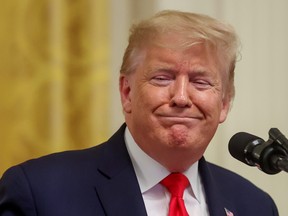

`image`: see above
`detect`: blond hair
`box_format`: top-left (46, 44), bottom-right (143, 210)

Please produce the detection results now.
top-left (120, 10), bottom-right (240, 100)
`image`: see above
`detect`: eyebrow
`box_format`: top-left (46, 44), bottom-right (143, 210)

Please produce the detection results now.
top-left (146, 64), bottom-right (176, 73)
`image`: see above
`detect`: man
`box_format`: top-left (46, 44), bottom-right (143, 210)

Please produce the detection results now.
top-left (0, 10), bottom-right (278, 216)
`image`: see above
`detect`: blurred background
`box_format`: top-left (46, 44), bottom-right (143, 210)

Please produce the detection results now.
top-left (0, 0), bottom-right (288, 215)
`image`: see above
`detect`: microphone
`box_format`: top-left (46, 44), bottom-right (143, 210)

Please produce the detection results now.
top-left (228, 130), bottom-right (288, 175)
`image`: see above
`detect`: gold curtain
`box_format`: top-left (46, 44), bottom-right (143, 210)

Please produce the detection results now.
top-left (0, 0), bottom-right (110, 175)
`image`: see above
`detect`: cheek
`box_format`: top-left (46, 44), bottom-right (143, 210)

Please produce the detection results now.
top-left (136, 86), bottom-right (169, 108)
top-left (196, 93), bottom-right (224, 117)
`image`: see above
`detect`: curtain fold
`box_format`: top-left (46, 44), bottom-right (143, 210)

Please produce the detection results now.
top-left (0, 0), bottom-right (109, 175)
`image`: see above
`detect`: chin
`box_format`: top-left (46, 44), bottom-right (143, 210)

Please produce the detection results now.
top-left (166, 126), bottom-right (192, 146)
top-left (167, 137), bottom-right (189, 147)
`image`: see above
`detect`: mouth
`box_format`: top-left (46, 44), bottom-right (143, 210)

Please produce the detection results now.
top-left (157, 114), bottom-right (203, 125)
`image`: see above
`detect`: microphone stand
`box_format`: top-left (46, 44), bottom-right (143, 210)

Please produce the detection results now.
top-left (268, 128), bottom-right (288, 173)
top-left (272, 156), bottom-right (288, 173)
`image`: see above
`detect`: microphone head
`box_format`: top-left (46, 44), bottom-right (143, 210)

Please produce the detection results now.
top-left (228, 132), bottom-right (264, 166)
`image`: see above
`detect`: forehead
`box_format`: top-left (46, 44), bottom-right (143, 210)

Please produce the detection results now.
top-left (147, 32), bottom-right (215, 55)
top-left (143, 38), bottom-right (219, 70)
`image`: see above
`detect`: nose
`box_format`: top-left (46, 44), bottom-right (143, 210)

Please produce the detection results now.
top-left (169, 76), bottom-right (192, 108)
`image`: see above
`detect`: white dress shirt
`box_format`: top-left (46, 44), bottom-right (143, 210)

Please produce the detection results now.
top-left (124, 127), bottom-right (210, 216)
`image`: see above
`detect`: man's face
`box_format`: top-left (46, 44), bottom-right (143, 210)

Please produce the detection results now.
top-left (120, 36), bottom-right (230, 171)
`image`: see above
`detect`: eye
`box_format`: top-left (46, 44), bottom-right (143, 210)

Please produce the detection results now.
top-left (192, 79), bottom-right (212, 89)
top-left (150, 75), bottom-right (173, 86)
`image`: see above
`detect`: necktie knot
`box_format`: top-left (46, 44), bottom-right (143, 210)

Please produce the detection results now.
top-left (161, 173), bottom-right (189, 197)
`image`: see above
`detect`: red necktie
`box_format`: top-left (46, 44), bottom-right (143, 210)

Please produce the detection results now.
top-left (161, 173), bottom-right (189, 216)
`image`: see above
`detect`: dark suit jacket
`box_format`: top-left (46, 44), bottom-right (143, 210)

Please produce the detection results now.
top-left (0, 124), bottom-right (279, 216)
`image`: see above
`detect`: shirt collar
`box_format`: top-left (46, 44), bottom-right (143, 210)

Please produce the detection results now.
top-left (124, 127), bottom-right (202, 201)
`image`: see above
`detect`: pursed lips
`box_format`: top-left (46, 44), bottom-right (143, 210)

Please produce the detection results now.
top-left (156, 113), bottom-right (204, 123)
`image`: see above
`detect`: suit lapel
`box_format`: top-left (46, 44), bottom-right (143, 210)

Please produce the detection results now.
top-left (199, 157), bottom-right (234, 216)
top-left (93, 124), bottom-right (147, 216)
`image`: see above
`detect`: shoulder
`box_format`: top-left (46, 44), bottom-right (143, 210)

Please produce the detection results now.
top-left (206, 162), bottom-right (278, 212)
top-left (0, 146), bottom-right (102, 191)
top-left (12, 124), bottom-right (127, 177)
top-left (206, 162), bottom-right (263, 193)
top-left (1, 124), bottom-right (128, 186)
top-left (206, 162), bottom-right (261, 191)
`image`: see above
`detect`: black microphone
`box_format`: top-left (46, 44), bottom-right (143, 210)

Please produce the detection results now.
top-left (228, 131), bottom-right (288, 174)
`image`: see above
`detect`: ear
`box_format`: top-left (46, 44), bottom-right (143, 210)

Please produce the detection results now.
top-left (119, 75), bottom-right (132, 113)
top-left (219, 96), bottom-right (231, 123)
